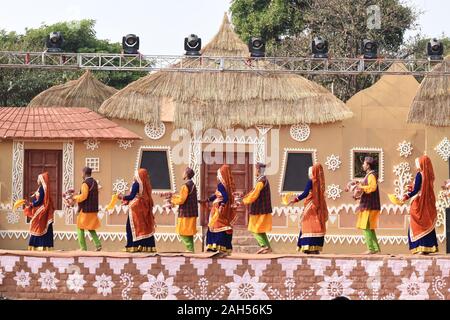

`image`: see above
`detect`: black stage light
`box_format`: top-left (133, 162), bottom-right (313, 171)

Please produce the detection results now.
top-left (312, 36), bottom-right (329, 58)
top-left (361, 39), bottom-right (378, 59)
top-left (427, 38), bottom-right (444, 60)
top-left (46, 32), bottom-right (64, 52)
top-left (184, 34), bottom-right (202, 56)
top-left (122, 34), bottom-right (140, 54)
top-left (248, 37), bottom-right (266, 58)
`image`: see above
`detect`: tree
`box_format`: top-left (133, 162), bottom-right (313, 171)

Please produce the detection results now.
top-left (230, 0), bottom-right (421, 101)
top-left (0, 20), bottom-right (144, 106)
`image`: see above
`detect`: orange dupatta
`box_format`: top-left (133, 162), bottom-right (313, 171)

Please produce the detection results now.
top-left (129, 169), bottom-right (156, 241)
top-left (301, 164), bottom-right (329, 237)
top-left (409, 155), bottom-right (437, 242)
top-left (29, 172), bottom-right (54, 237)
top-left (208, 165), bottom-right (237, 232)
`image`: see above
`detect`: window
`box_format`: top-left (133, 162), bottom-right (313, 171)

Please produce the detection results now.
top-left (280, 148), bottom-right (317, 193)
top-left (85, 158), bottom-right (100, 172)
top-left (136, 146), bottom-right (175, 192)
top-left (350, 148), bottom-right (384, 182)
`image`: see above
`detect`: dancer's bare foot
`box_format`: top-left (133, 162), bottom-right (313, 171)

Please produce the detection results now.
top-left (362, 250), bottom-right (380, 255)
top-left (257, 247), bottom-right (272, 254)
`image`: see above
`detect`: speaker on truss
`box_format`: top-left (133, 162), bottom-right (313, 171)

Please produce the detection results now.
top-left (46, 32), bottom-right (64, 53)
top-left (122, 34), bottom-right (140, 55)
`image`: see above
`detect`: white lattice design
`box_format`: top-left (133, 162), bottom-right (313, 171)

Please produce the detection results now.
top-left (144, 122), bottom-right (166, 140)
top-left (397, 141), bottom-right (413, 158)
top-left (325, 154), bottom-right (341, 171)
top-left (255, 125), bottom-right (272, 136)
top-left (436, 191), bottom-right (448, 228)
top-left (326, 184), bottom-right (342, 200)
top-left (63, 141), bottom-right (75, 225)
top-left (279, 148), bottom-right (318, 195)
top-left (393, 162), bottom-right (413, 199)
top-left (435, 137), bottom-right (450, 161)
top-left (350, 147), bottom-right (385, 183)
top-left (135, 146), bottom-right (176, 193)
top-left (117, 140), bottom-right (134, 150)
top-left (11, 141), bottom-right (24, 203)
top-left (112, 179), bottom-right (129, 194)
top-left (84, 139), bottom-right (100, 151)
top-left (85, 158), bottom-right (100, 172)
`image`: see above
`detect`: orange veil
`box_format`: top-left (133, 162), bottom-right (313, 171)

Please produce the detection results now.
top-left (30, 172), bottom-right (54, 237)
top-left (209, 165), bottom-right (237, 231)
top-left (409, 155), bottom-right (437, 241)
top-left (302, 164), bottom-right (328, 236)
top-left (129, 168), bottom-right (156, 241)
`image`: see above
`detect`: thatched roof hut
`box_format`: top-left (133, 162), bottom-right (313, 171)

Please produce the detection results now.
top-left (99, 14), bottom-right (352, 130)
top-left (28, 70), bottom-right (117, 112)
top-left (407, 55), bottom-right (450, 127)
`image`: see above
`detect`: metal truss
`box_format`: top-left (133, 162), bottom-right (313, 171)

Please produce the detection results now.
top-left (0, 51), bottom-right (448, 76)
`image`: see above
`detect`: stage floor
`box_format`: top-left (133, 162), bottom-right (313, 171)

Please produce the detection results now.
top-left (1, 250), bottom-right (450, 300)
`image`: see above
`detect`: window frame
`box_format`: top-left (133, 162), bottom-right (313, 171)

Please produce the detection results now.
top-left (135, 145), bottom-right (176, 194)
top-left (350, 147), bottom-right (384, 183)
top-left (85, 157), bottom-right (100, 173)
top-left (279, 148), bottom-right (317, 195)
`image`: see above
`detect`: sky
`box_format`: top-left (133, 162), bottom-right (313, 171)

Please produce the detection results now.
top-left (0, 0), bottom-right (448, 55)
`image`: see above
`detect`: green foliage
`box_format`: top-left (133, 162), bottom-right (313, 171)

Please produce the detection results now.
top-left (0, 19), bottom-right (144, 106)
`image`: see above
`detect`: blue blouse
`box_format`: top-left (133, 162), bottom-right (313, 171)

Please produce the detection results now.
top-left (123, 181), bottom-right (139, 201)
top-left (407, 172), bottom-right (422, 198)
top-left (32, 185), bottom-right (45, 207)
top-left (208, 183), bottom-right (228, 205)
top-left (296, 179), bottom-right (312, 202)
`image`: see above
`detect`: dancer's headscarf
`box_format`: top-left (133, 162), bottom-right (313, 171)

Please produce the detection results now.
top-left (311, 164), bottom-right (329, 226)
top-left (217, 164), bottom-right (237, 225)
top-left (30, 172), bottom-right (54, 236)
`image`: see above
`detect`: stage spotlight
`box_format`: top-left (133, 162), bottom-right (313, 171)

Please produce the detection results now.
top-left (312, 36), bottom-right (329, 58)
top-left (248, 37), bottom-right (266, 58)
top-left (427, 38), bottom-right (444, 60)
top-left (122, 34), bottom-right (140, 54)
top-left (46, 32), bottom-right (64, 53)
top-left (361, 39), bottom-right (378, 59)
top-left (184, 34), bottom-right (202, 56)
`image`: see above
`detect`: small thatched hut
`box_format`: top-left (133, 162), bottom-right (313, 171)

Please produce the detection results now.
top-left (99, 14), bottom-right (352, 130)
top-left (28, 70), bottom-right (117, 112)
top-left (408, 55), bottom-right (449, 127)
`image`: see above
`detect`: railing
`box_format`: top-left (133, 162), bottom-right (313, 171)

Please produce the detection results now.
top-left (0, 51), bottom-right (448, 76)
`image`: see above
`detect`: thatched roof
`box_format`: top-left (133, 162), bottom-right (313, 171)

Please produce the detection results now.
top-left (408, 55), bottom-right (450, 127)
top-left (28, 70), bottom-right (118, 112)
top-left (99, 14), bottom-right (352, 130)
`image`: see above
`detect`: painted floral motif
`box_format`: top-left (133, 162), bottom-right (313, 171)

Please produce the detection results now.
top-left (6, 211), bottom-right (20, 224)
top-left (120, 273), bottom-right (134, 300)
top-left (139, 272), bottom-right (180, 300)
top-left (67, 272), bottom-right (86, 293)
top-left (0, 268), bottom-right (4, 285)
top-left (93, 274), bottom-right (115, 297)
top-left (267, 277), bottom-right (315, 300)
top-left (436, 190), bottom-right (449, 228)
top-left (226, 271), bottom-right (268, 300)
top-left (112, 179), bottom-right (129, 194)
top-left (435, 137), bottom-right (450, 161)
top-left (84, 139), bottom-right (100, 151)
top-left (326, 184), bottom-right (342, 200)
top-left (393, 162), bottom-right (413, 199)
top-left (117, 140), bottom-right (134, 150)
top-left (14, 270), bottom-right (31, 288)
top-left (397, 141), bottom-right (413, 158)
top-left (397, 272), bottom-right (430, 300)
top-left (183, 277), bottom-right (226, 300)
top-left (290, 124), bottom-right (311, 142)
top-left (38, 270), bottom-right (59, 292)
top-left (325, 154), bottom-right (342, 171)
top-left (317, 271), bottom-right (354, 300)
top-left (144, 122), bottom-right (166, 140)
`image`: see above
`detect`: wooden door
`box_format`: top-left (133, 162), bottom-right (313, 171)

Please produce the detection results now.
top-left (24, 150), bottom-right (62, 210)
top-left (201, 151), bottom-right (253, 228)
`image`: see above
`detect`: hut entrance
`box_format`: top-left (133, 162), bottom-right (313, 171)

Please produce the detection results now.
top-left (24, 150), bottom-right (63, 210)
top-left (201, 151), bottom-right (253, 228)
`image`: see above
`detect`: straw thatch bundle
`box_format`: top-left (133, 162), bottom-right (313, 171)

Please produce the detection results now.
top-left (99, 14), bottom-right (352, 130)
top-left (29, 70), bottom-right (117, 112)
top-left (408, 55), bottom-right (450, 127)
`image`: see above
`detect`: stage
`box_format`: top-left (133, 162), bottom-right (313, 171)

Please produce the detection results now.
top-left (0, 250), bottom-right (450, 300)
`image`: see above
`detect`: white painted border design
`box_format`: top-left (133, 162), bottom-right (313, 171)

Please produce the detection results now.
top-left (63, 141), bottom-right (75, 225)
top-left (11, 141), bottom-right (24, 203)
